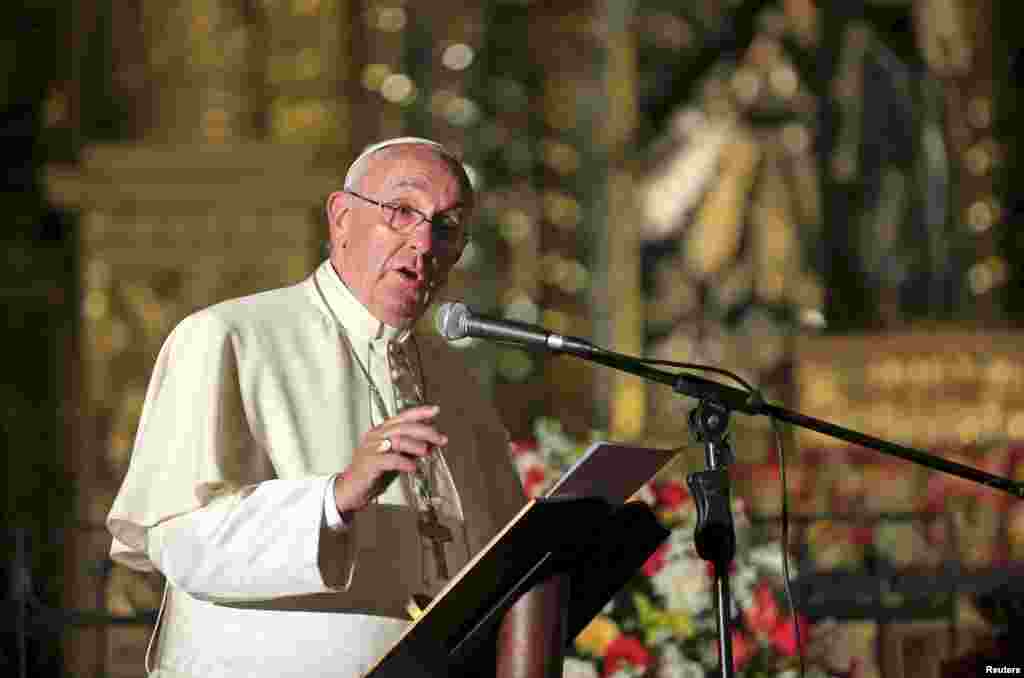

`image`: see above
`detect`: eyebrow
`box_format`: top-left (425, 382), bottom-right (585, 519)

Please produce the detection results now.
top-left (386, 178), bottom-right (468, 212)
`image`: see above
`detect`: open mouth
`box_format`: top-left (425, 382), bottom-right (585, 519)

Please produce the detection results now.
top-left (395, 266), bottom-right (422, 285)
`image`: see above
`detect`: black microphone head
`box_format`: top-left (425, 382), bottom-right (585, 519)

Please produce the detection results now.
top-left (435, 302), bottom-right (469, 340)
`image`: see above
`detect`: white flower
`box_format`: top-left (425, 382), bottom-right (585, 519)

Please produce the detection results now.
top-left (650, 555), bottom-right (712, 615)
top-left (663, 526), bottom-right (698, 559)
top-left (658, 645), bottom-right (706, 678)
top-left (512, 451), bottom-right (546, 475)
top-left (730, 562), bottom-right (759, 608)
top-left (563, 657), bottom-right (599, 678)
top-left (724, 581), bottom-right (761, 620)
top-left (746, 542), bottom-right (790, 577)
top-left (534, 418), bottom-right (579, 457)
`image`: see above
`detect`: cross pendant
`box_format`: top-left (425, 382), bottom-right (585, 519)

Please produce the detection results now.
top-left (418, 509), bottom-right (453, 580)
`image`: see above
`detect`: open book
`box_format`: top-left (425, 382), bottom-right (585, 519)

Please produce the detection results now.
top-left (545, 441), bottom-right (679, 504)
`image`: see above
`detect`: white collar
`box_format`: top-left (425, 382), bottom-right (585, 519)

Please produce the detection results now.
top-left (314, 260), bottom-right (411, 346)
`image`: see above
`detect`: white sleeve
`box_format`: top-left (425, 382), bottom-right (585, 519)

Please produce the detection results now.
top-left (322, 473), bottom-right (350, 532)
top-left (145, 475), bottom-right (355, 602)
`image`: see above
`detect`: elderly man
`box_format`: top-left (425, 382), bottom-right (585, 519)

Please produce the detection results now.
top-left (107, 138), bottom-right (540, 677)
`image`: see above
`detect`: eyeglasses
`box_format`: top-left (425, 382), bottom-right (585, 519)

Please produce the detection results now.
top-left (344, 189), bottom-right (469, 249)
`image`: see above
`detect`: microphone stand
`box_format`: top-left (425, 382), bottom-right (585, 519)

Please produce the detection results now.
top-left (546, 344), bottom-right (1024, 678)
top-left (687, 399), bottom-right (738, 677)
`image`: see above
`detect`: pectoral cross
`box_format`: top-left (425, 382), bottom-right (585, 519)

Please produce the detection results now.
top-left (418, 507), bottom-right (453, 580)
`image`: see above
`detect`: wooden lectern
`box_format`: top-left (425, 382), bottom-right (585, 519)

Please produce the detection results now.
top-left (364, 495), bottom-right (670, 677)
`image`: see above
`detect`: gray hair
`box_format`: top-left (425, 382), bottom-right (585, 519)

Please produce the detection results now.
top-left (343, 136), bottom-right (471, 196)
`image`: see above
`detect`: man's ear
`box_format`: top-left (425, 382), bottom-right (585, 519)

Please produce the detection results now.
top-left (326, 191), bottom-right (349, 240)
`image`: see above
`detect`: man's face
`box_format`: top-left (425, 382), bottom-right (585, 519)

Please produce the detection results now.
top-left (326, 146), bottom-right (469, 328)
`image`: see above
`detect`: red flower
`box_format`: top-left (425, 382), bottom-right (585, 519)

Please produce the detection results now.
top-left (849, 526), bottom-right (874, 546)
top-left (770, 614), bottom-right (810, 656)
top-left (743, 581), bottom-right (781, 636)
top-left (510, 438), bottom-right (538, 456)
top-left (654, 481), bottom-right (690, 509)
top-left (728, 630), bottom-right (756, 671)
top-left (603, 635), bottom-right (651, 677)
top-left (641, 541), bottom-right (669, 577)
top-left (523, 466), bottom-right (548, 498)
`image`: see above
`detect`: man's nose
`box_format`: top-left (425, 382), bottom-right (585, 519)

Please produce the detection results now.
top-left (406, 222), bottom-right (435, 253)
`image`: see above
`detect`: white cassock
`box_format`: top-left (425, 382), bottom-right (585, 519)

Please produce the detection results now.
top-left (107, 260), bottom-right (526, 677)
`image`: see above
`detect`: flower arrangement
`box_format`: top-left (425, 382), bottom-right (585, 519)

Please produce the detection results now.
top-left (788, 441), bottom-right (1024, 572)
top-left (922, 442), bottom-right (1023, 567)
top-left (510, 418), bottom-right (855, 678)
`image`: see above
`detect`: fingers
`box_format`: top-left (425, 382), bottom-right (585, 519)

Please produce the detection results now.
top-left (372, 450), bottom-right (418, 475)
top-left (343, 405), bottom-right (446, 510)
top-left (337, 451), bottom-right (416, 512)
top-left (371, 406), bottom-right (448, 452)
top-left (377, 433), bottom-right (439, 459)
top-left (390, 404), bottom-right (440, 423)
top-left (380, 422), bottom-right (447, 447)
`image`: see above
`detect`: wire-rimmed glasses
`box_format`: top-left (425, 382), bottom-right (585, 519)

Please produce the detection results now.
top-left (344, 189), bottom-right (469, 250)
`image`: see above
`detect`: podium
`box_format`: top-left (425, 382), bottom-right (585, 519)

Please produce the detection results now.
top-left (365, 495), bottom-right (670, 677)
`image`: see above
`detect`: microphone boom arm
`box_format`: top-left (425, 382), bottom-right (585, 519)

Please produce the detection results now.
top-left (566, 344), bottom-right (1024, 499)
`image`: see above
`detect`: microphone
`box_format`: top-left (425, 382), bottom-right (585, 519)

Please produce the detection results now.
top-left (435, 302), bottom-right (599, 356)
